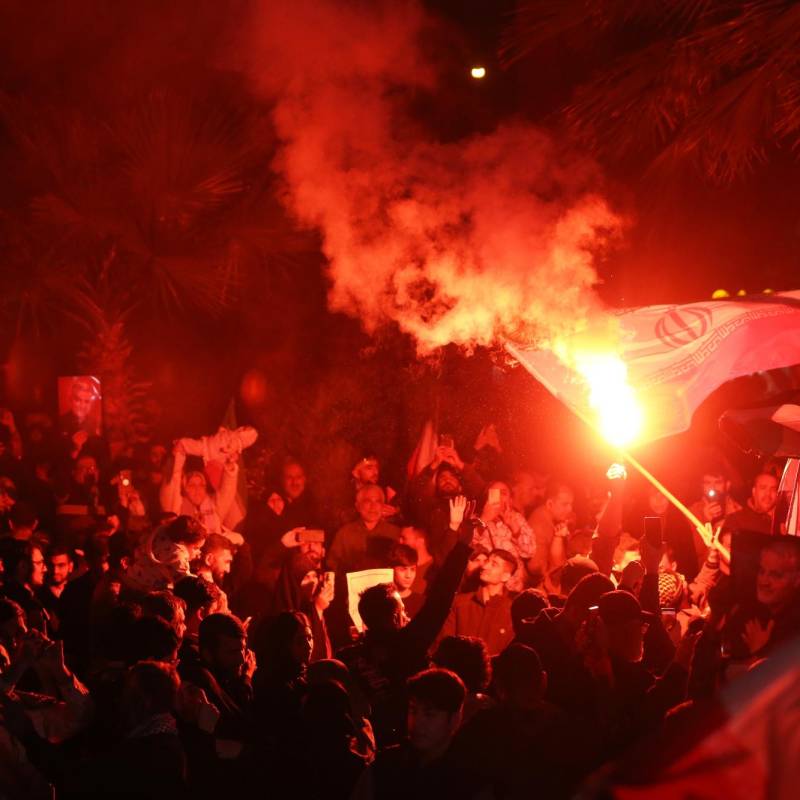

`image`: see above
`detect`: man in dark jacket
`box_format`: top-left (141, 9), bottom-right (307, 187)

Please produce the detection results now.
top-left (439, 548), bottom-right (516, 656)
top-left (338, 497), bottom-right (475, 747)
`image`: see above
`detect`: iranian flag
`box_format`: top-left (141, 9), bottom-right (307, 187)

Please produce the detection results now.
top-left (508, 291), bottom-right (800, 445)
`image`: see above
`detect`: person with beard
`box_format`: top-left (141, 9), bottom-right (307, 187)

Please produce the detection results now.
top-left (407, 441), bottom-right (487, 557)
top-left (178, 613), bottom-right (254, 797)
top-left (345, 455), bottom-right (400, 525)
top-left (407, 445), bottom-right (485, 565)
top-left (721, 538), bottom-right (800, 661)
top-left (194, 534), bottom-right (234, 588)
top-left (36, 544), bottom-right (73, 634)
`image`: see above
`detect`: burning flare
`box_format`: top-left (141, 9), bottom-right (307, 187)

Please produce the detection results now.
top-left (573, 352), bottom-right (643, 448)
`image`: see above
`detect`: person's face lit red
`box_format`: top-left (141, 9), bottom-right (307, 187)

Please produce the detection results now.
top-left (436, 470), bottom-right (461, 497)
top-left (393, 565), bottom-right (417, 592)
top-left (207, 548), bottom-right (233, 580)
top-left (547, 491), bottom-right (574, 523)
top-left (30, 547), bottom-right (47, 587)
top-left (752, 474), bottom-right (778, 514)
top-left (408, 699), bottom-right (459, 756)
top-left (184, 474), bottom-right (208, 507)
top-left (356, 486), bottom-right (384, 526)
top-left (49, 554), bottom-right (73, 587)
top-left (211, 634), bottom-right (247, 676)
top-left (757, 549), bottom-right (800, 611)
top-left (282, 464), bottom-right (307, 500)
top-left (467, 552), bottom-right (488, 575)
top-left (71, 387), bottom-right (94, 422)
top-left (355, 459), bottom-right (380, 484)
top-left (479, 554), bottom-right (512, 586)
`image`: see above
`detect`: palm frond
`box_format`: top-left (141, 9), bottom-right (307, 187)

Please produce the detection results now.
top-left (506, 0), bottom-right (800, 181)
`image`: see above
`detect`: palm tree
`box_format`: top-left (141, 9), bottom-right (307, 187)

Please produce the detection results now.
top-left (503, 1), bottom-right (800, 182)
top-left (0, 87), bottom-right (316, 451)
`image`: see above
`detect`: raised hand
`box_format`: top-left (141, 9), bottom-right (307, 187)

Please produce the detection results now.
top-left (449, 495), bottom-right (468, 530)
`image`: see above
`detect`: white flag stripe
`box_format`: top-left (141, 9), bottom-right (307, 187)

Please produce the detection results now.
top-left (509, 291), bottom-right (800, 445)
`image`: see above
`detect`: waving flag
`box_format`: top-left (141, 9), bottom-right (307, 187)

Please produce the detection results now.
top-left (508, 291), bottom-right (800, 446)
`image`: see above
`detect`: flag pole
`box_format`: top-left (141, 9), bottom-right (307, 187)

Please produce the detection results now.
top-left (504, 343), bottom-right (730, 561)
top-left (620, 450), bottom-right (729, 562)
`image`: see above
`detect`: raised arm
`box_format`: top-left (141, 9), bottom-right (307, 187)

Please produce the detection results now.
top-left (216, 459), bottom-right (239, 522)
top-left (160, 443), bottom-right (186, 514)
top-left (402, 497), bottom-right (472, 651)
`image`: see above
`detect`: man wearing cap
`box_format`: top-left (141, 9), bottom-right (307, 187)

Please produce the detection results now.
top-left (581, 590), bottom-right (692, 754)
top-left (348, 455), bottom-right (400, 524)
top-left (439, 549), bottom-right (516, 656)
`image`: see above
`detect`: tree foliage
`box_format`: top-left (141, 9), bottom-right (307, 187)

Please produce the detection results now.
top-left (504, 1), bottom-right (800, 182)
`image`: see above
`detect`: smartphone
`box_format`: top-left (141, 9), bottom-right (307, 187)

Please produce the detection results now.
top-left (297, 529), bottom-right (325, 544)
top-left (643, 516), bottom-right (663, 548)
top-left (439, 434), bottom-right (454, 449)
top-left (119, 469), bottom-right (133, 488)
top-left (588, 605), bottom-right (600, 616)
top-left (488, 487), bottom-right (501, 505)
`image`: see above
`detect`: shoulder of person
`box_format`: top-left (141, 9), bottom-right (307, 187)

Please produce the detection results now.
top-left (451, 591), bottom-right (474, 607)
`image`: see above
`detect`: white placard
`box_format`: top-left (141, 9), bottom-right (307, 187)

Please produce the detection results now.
top-left (346, 568), bottom-right (394, 632)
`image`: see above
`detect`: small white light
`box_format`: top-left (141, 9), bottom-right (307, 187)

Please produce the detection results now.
top-left (470, 66), bottom-right (486, 79)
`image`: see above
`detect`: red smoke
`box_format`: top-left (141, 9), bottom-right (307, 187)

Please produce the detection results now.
top-left (242, 0), bottom-right (622, 353)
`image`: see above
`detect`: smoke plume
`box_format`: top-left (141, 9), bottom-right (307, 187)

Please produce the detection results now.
top-left (242, 0), bottom-right (621, 353)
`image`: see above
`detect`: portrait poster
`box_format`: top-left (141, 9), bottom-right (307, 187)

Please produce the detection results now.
top-left (58, 375), bottom-right (102, 438)
top-left (731, 530), bottom-right (800, 606)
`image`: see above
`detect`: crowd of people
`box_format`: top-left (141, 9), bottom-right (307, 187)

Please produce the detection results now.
top-left (0, 391), bottom-right (798, 799)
